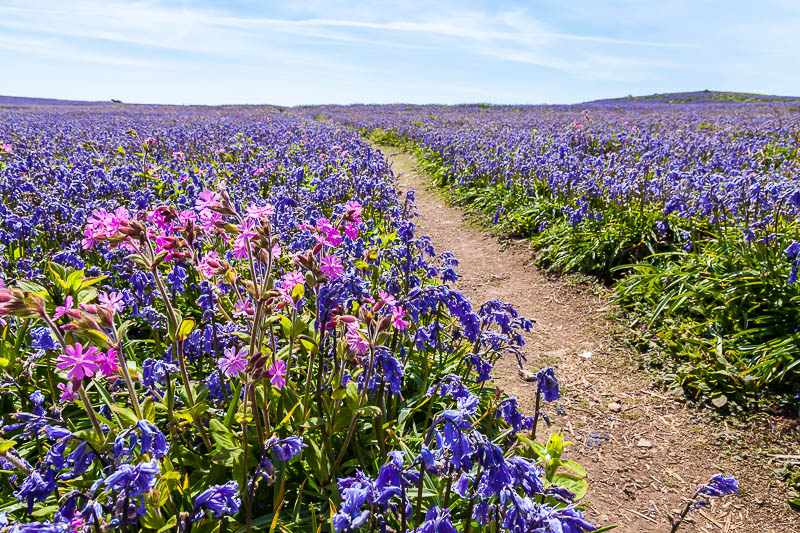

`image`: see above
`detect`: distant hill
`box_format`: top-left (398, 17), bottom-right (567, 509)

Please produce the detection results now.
top-left (0, 95), bottom-right (120, 106)
top-left (590, 90), bottom-right (800, 104)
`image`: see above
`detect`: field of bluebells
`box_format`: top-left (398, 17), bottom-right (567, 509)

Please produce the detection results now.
top-left (2, 103), bottom-right (742, 532)
top-left (311, 102), bottom-right (800, 406)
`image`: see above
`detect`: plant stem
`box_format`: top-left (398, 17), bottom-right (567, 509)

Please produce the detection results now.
top-left (114, 341), bottom-right (142, 420)
top-left (530, 380), bottom-right (542, 440)
top-left (78, 384), bottom-right (105, 442)
top-left (670, 492), bottom-right (699, 533)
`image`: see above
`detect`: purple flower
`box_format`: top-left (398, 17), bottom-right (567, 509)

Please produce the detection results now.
top-left (218, 346), bottom-right (248, 378)
top-left (191, 481), bottom-right (240, 522)
top-left (268, 359), bottom-right (287, 389)
top-left (537, 367), bottom-right (560, 402)
top-left (104, 459), bottom-right (159, 498)
top-left (321, 254), bottom-right (344, 280)
top-left (698, 474), bottom-right (739, 498)
top-left (56, 343), bottom-right (100, 381)
top-left (14, 469), bottom-right (57, 513)
top-left (332, 485), bottom-right (370, 532)
top-left (265, 436), bottom-right (305, 461)
top-left (417, 507), bottom-right (458, 533)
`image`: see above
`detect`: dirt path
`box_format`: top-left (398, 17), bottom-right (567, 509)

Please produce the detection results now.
top-left (377, 146), bottom-right (799, 532)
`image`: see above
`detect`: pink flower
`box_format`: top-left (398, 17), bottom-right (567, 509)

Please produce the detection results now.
top-left (58, 380), bottom-right (78, 403)
top-left (219, 346), bottom-right (248, 377)
top-left (268, 359), bottom-right (287, 389)
top-left (233, 298), bottom-right (255, 318)
top-left (1, 143), bottom-right (11, 152)
top-left (178, 209), bottom-right (196, 225)
top-left (199, 251), bottom-right (222, 277)
top-left (344, 222), bottom-right (359, 240)
top-left (70, 512), bottom-right (86, 532)
top-left (345, 201), bottom-right (362, 223)
top-left (313, 218), bottom-right (342, 248)
top-left (316, 218), bottom-right (335, 235)
top-left (271, 243), bottom-right (282, 258)
top-left (320, 255), bottom-right (344, 280)
top-left (196, 190), bottom-right (220, 212)
top-left (54, 296), bottom-right (79, 320)
top-left (81, 226), bottom-right (100, 250)
top-left (173, 151), bottom-right (185, 161)
top-left (378, 291), bottom-right (397, 307)
top-left (391, 306), bottom-right (410, 331)
top-left (197, 209), bottom-right (223, 233)
top-left (97, 348), bottom-right (120, 377)
top-left (98, 291), bottom-right (125, 313)
top-left (232, 219), bottom-right (258, 259)
top-left (281, 270), bottom-right (305, 290)
top-left (246, 204), bottom-right (275, 219)
top-left (345, 324), bottom-right (369, 355)
top-left (57, 343), bottom-right (100, 381)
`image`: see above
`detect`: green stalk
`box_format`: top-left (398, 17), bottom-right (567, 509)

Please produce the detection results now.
top-left (78, 384), bottom-right (105, 442)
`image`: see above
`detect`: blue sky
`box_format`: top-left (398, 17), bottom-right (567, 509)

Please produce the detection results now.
top-left (1, 0), bottom-right (798, 105)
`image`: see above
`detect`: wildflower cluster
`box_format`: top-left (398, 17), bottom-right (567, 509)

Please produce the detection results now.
top-left (0, 108), bottom-right (605, 531)
top-left (318, 103), bottom-right (800, 398)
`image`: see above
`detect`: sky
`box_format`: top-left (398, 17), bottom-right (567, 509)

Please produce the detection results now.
top-left (1, 0), bottom-right (799, 105)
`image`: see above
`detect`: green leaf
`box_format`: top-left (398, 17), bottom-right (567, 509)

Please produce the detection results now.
top-left (65, 270), bottom-right (85, 292)
top-left (110, 405), bottom-right (139, 427)
top-left (0, 439), bottom-right (17, 454)
top-left (330, 387), bottom-right (347, 401)
top-left (345, 380), bottom-right (359, 411)
top-left (79, 275), bottom-right (108, 290)
top-left (15, 280), bottom-right (47, 294)
top-left (157, 516), bottom-right (178, 533)
top-left (357, 405), bottom-right (382, 418)
top-left (85, 329), bottom-right (113, 349)
top-left (48, 262), bottom-right (67, 287)
top-left (224, 381), bottom-right (243, 429)
top-left (560, 459), bottom-right (587, 477)
top-left (142, 397), bottom-right (156, 422)
top-left (176, 318), bottom-right (195, 342)
top-left (551, 473), bottom-right (588, 501)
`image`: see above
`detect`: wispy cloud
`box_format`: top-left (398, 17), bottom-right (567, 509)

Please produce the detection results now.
top-left (1, 0), bottom-right (797, 104)
top-left (0, 0), bottom-right (696, 80)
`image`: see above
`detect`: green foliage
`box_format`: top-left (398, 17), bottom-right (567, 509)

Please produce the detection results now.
top-left (370, 131), bottom-right (800, 405)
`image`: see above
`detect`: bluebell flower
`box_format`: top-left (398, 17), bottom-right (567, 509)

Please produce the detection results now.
top-left (698, 474), bottom-right (739, 497)
top-left (191, 481), bottom-right (241, 522)
top-left (30, 327), bottom-right (57, 351)
top-left (497, 398), bottom-right (534, 434)
top-left (454, 474), bottom-right (472, 497)
top-left (104, 459), bottom-right (159, 498)
top-left (114, 420), bottom-right (169, 460)
top-left (265, 435), bottom-right (305, 461)
top-left (332, 486), bottom-right (371, 532)
top-left (29, 391), bottom-right (46, 416)
top-left (9, 522), bottom-right (67, 533)
top-left (416, 507), bottom-right (458, 533)
top-left (14, 469), bottom-right (57, 513)
top-left (536, 367), bottom-right (560, 402)
top-left (506, 456), bottom-right (544, 497)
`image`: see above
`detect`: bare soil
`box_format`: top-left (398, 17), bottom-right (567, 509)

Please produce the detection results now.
top-left (377, 145), bottom-right (800, 533)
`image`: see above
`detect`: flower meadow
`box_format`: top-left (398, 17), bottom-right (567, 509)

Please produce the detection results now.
top-left (0, 104), bottom-right (672, 532)
top-left (311, 102), bottom-right (800, 405)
